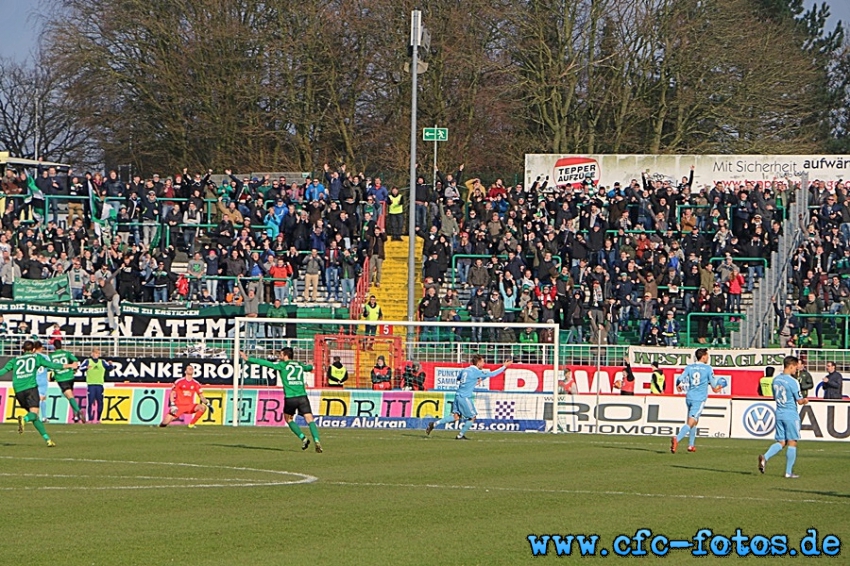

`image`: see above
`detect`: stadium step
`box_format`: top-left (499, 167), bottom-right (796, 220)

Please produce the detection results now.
top-left (369, 236), bottom-right (421, 324)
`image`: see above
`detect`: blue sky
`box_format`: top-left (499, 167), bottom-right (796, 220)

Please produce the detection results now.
top-left (1, 0), bottom-right (849, 62)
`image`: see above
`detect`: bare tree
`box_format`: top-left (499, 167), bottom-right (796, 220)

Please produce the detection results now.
top-left (0, 56), bottom-right (95, 164)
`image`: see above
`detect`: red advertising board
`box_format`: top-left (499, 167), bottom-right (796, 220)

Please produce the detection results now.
top-left (418, 362), bottom-right (765, 396)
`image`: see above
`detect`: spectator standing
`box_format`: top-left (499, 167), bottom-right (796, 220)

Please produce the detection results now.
top-left (302, 249), bottom-right (323, 303)
top-left (362, 295), bottom-right (383, 350)
top-left (387, 187), bottom-right (404, 240)
top-left (237, 274), bottom-right (264, 348)
top-left (325, 241), bottom-right (342, 302)
top-left (340, 248), bottom-right (358, 305)
top-left (822, 361), bottom-right (843, 399)
top-left (269, 256), bottom-right (293, 303)
top-left (186, 252), bottom-right (205, 300)
top-left (368, 226), bottom-right (387, 288)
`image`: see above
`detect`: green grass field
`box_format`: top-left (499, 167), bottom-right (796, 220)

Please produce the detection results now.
top-left (1, 424), bottom-right (847, 565)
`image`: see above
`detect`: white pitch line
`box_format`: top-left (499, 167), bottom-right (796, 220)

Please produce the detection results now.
top-left (0, 456), bottom-right (317, 491)
top-left (322, 480), bottom-right (850, 506)
top-left (0, 472), bottom-right (266, 482)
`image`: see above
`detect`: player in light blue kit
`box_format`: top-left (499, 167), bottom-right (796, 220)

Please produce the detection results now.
top-left (759, 355), bottom-right (808, 478)
top-left (425, 355), bottom-right (512, 440)
top-left (671, 348), bottom-right (724, 453)
top-left (36, 343), bottom-right (51, 422)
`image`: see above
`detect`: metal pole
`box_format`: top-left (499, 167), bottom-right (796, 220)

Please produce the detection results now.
top-left (433, 123), bottom-right (438, 199)
top-left (232, 318), bottom-right (241, 427)
top-left (552, 325), bottom-right (560, 434)
top-left (407, 10), bottom-right (421, 323)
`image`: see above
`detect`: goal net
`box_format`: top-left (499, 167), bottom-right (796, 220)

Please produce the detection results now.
top-left (231, 318), bottom-right (561, 433)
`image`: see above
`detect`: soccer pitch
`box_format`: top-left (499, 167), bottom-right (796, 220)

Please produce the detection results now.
top-left (1, 425), bottom-right (846, 565)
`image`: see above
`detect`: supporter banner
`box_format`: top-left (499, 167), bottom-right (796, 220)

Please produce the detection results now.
top-left (731, 399), bottom-right (850, 442)
top-left (628, 346), bottom-right (789, 370)
top-left (549, 394), bottom-right (731, 437)
top-left (13, 277), bottom-right (72, 303)
top-left (524, 154), bottom-right (850, 190)
top-left (0, 303), bottom-right (297, 338)
top-left (0, 385), bottom-right (546, 432)
top-left (98, 357), bottom-right (288, 386)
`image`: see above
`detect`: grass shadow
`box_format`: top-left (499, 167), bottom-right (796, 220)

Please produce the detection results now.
top-left (210, 443), bottom-right (288, 453)
top-left (600, 445), bottom-right (668, 455)
top-left (670, 464), bottom-right (756, 476)
top-left (783, 489), bottom-right (850, 499)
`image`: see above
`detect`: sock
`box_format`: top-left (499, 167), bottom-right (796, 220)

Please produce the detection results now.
top-left (435, 416), bottom-right (456, 427)
top-left (67, 397), bottom-right (82, 414)
top-left (785, 446), bottom-right (797, 475)
top-left (308, 422), bottom-right (321, 443)
top-left (676, 424), bottom-right (690, 443)
top-left (287, 421), bottom-right (306, 440)
top-left (40, 399), bottom-right (48, 419)
top-left (459, 419), bottom-right (474, 436)
top-left (764, 442), bottom-right (783, 462)
top-left (688, 426), bottom-right (697, 447)
top-left (23, 412), bottom-right (37, 423)
top-left (190, 410), bottom-right (204, 425)
top-left (32, 419), bottom-right (50, 441)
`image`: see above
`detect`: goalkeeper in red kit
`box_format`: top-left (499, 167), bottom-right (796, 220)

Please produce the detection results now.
top-left (159, 365), bottom-right (209, 428)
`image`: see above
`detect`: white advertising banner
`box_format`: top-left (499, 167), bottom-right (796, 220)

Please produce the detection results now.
top-left (553, 394), bottom-right (731, 438)
top-left (731, 399), bottom-right (850, 442)
top-left (524, 154), bottom-right (850, 191)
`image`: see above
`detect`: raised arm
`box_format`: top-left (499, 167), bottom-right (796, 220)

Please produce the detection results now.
top-left (480, 359), bottom-right (513, 380)
top-left (240, 351), bottom-right (279, 370)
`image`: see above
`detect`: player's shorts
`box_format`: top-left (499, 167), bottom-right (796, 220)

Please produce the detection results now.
top-left (57, 379), bottom-right (75, 393)
top-left (171, 404), bottom-right (198, 417)
top-left (775, 416), bottom-right (801, 442)
top-left (14, 387), bottom-right (40, 410)
top-left (686, 399), bottom-right (705, 420)
top-left (452, 395), bottom-right (477, 419)
top-left (283, 395), bottom-right (312, 417)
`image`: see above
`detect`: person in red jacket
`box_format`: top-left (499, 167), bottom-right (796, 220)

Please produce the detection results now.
top-left (725, 265), bottom-right (745, 320)
top-left (269, 256), bottom-right (293, 303)
top-left (370, 356), bottom-right (392, 390)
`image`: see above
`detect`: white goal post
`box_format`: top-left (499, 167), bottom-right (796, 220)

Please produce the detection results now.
top-left (232, 317), bottom-right (561, 429)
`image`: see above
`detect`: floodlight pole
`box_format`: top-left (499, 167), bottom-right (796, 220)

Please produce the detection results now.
top-left (407, 10), bottom-right (421, 324)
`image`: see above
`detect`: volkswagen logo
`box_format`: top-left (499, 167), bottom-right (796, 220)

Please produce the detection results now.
top-left (743, 403), bottom-right (775, 437)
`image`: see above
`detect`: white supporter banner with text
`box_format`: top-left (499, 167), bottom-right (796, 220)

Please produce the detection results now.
top-left (731, 400), bottom-right (850, 442)
top-left (525, 154), bottom-right (850, 190)
top-left (628, 346), bottom-right (789, 370)
top-left (552, 394), bottom-right (731, 438)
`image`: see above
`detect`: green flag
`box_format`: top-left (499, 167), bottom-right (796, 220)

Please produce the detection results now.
top-left (14, 276), bottom-right (72, 303)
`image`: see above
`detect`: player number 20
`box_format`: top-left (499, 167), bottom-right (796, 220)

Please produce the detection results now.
top-left (15, 357), bottom-right (36, 374)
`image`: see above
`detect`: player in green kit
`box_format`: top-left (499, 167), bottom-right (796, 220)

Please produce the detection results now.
top-left (240, 347), bottom-right (322, 453)
top-left (48, 339), bottom-right (86, 423)
top-left (0, 340), bottom-right (78, 446)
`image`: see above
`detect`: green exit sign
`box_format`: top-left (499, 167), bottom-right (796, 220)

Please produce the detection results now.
top-left (423, 127), bottom-right (448, 142)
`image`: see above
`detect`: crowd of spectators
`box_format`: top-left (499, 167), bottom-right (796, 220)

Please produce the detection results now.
top-left (0, 163), bottom-right (396, 326)
top-left (777, 180), bottom-right (850, 349)
top-left (0, 158), bottom-right (798, 347)
top-left (414, 166), bottom-right (783, 346)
